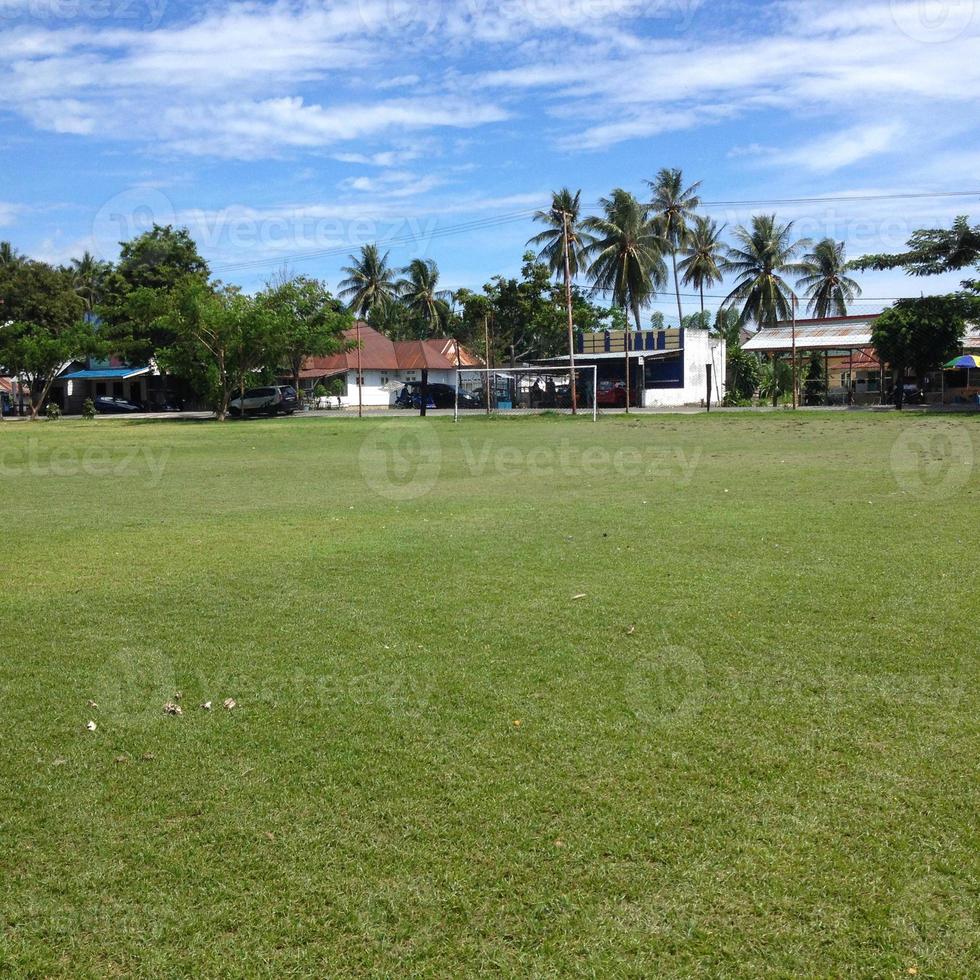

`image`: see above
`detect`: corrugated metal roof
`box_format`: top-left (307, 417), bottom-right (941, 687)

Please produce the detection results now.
top-left (302, 324), bottom-right (481, 373)
top-left (59, 366), bottom-right (152, 380)
top-left (744, 315), bottom-right (980, 353)
top-left (742, 316), bottom-right (876, 351)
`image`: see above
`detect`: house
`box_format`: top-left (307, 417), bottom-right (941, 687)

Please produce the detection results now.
top-left (297, 323), bottom-right (484, 409)
top-left (742, 314), bottom-right (980, 404)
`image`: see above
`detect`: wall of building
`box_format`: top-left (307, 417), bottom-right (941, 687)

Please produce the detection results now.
top-left (643, 330), bottom-right (726, 408)
top-left (336, 369), bottom-right (456, 408)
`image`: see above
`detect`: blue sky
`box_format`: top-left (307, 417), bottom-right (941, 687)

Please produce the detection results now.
top-left (1, 0), bottom-right (978, 322)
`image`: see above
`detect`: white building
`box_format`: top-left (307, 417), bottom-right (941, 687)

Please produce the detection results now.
top-left (299, 323), bottom-right (484, 408)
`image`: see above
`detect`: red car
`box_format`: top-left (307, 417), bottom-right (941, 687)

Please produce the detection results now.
top-left (595, 380), bottom-right (628, 407)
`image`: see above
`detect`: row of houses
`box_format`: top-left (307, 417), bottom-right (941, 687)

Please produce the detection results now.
top-left (4, 313), bottom-right (978, 415)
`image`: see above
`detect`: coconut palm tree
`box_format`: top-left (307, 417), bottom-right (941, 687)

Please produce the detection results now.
top-left (582, 189), bottom-right (668, 331)
top-left (646, 168), bottom-right (702, 326)
top-left (68, 250), bottom-right (113, 311)
top-left (678, 216), bottom-right (726, 315)
top-left (338, 244), bottom-right (398, 417)
top-left (528, 188), bottom-right (592, 412)
top-left (0, 241), bottom-right (23, 267)
top-left (722, 214), bottom-right (808, 328)
top-left (796, 238), bottom-right (862, 318)
top-left (396, 258), bottom-right (451, 338)
top-left (583, 190), bottom-right (668, 412)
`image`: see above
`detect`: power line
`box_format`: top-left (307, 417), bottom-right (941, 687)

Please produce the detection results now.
top-left (207, 188), bottom-right (980, 276)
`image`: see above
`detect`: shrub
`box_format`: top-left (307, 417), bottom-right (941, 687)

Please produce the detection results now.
top-left (45, 403), bottom-right (62, 421)
top-left (82, 398), bottom-right (96, 421)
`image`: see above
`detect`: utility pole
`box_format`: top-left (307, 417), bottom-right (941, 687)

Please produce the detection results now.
top-left (483, 313), bottom-right (491, 415)
top-left (355, 317), bottom-right (363, 418)
top-left (791, 294), bottom-right (798, 410)
top-left (561, 210), bottom-right (578, 414)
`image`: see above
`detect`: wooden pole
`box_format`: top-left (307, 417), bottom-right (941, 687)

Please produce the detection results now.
top-left (791, 296), bottom-right (798, 410)
top-left (483, 314), bottom-right (491, 415)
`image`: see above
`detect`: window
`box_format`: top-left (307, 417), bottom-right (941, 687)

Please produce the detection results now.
top-left (404, 371), bottom-right (419, 382)
top-left (379, 374), bottom-right (389, 386)
top-left (867, 371), bottom-right (880, 392)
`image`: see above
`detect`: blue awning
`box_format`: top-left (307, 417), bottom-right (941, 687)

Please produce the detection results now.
top-left (60, 367), bottom-right (151, 381)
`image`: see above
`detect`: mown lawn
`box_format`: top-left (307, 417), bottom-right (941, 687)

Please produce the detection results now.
top-left (0, 411), bottom-right (977, 977)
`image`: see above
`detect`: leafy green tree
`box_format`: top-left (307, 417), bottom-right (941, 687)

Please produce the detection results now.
top-left (647, 168), bottom-right (702, 325)
top-left (583, 189), bottom-right (667, 330)
top-left (0, 259), bottom-right (98, 418)
top-left (99, 225), bottom-right (211, 364)
top-left (722, 214), bottom-right (808, 327)
top-left (156, 282), bottom-right (287, 420)
top-left (679, 215), bottom-right (726, 315)
top-left (259, 275), bottom-right (352, 393)
top-left (796, 238), bottom-right (862, 318)
top-left (396, 258), bottom-right (452, 338)
top-left (871, 293), bottom-right (979, 408)
top-left (854, 216), bottom-right (980, 279)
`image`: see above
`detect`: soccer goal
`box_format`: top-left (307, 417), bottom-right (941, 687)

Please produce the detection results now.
top-left (453, 365), bottom-right (598, 422)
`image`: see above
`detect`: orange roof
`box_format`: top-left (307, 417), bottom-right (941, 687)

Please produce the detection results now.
top-left (301, 323), bottom-right (483, 374)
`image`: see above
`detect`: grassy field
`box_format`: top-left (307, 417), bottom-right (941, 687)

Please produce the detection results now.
top-left (0, 411), bottom-right (977, 977)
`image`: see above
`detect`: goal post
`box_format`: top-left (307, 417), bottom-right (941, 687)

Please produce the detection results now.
top-left (453, 365), bottom-right (598, 422)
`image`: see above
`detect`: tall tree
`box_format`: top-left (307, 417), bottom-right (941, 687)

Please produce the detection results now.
top-left (0, 259), bottom-right (99, 418)
top-left (646, 168), bottom-right (702, 326)
top-left (722, 215), bottom-right (808, 327)
top-left (529, 188), bottom-right (592, 412)
top-left (678, 215), bottom-right (726, 315)
top-left (396, 258), bottom-right (452, 338)
top-left (582, 189), bottom-right (667, 331)
top-left (259, 275), bottom-right (352, 394)
top-left (796, 238), bottom-right (862, 318)
top-left (156, 282), bottom-right (287, 421)
top-left (0, 241), bottom-right (24, 267)
top-left (338, 244), bottom-right (398, 417)
top-left (871, 293), bottom-right (979, 409)
top-left (66, 251), bottom-right (113, 312)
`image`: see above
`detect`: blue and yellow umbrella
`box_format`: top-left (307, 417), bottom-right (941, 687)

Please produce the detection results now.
top-left (943, 354), bottom-right (980, 369)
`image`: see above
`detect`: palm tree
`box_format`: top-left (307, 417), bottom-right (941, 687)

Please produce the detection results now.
top-left (583, 189), bottom-right (667, 331)
top-left (722, 214), bottom-right (808, 328)
top-left (68, 251), bottom-right (112, 311)
top-left (396, 258), bottom-right (451, 338)
top-left (796, 238), bottom-right (862, 318)
top-left (528, 188), bottom-right (592, 413)
top-left (0, 241), bottom-right (23, 267)
top-left (646, 168), bottom-right (702, 326)
top-left (338, 244), bottom-right (398, 417)
top-left (583, 190), bottom-right (668, 412)
top-left (678, 216), bottom-right (726, 316)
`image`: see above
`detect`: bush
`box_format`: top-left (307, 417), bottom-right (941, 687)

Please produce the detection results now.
top-left (45, 403), bottom-right (62, 421)
top-left (82, 398), bottom-right (96, 421)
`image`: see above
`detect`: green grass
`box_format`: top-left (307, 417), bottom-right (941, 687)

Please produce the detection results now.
top-left (1, 411), bottom-right (978, 977)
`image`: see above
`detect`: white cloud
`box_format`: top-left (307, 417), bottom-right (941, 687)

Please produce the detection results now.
top-left (762, 122), bottom-right (908, 174)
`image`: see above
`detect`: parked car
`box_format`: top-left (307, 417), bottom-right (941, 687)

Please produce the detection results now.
top-left (396, 382), bottom-right (480, 410)
top-left (94, 396), bottom-right (142, 414)
top-left (229, 385), bottom-right (299, 417)
top-left (595, 380), bottom-right (628, 407)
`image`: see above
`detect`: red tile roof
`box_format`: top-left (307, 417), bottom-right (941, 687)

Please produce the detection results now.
top-left (301, 323), bottom-right (483, 375)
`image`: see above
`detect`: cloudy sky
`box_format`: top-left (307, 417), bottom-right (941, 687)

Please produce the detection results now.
top-left (1, 0), bottom-right (978, 319)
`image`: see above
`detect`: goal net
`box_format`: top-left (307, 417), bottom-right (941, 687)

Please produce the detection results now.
top-left (453, 366), bottom-right (597, 421)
